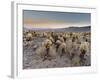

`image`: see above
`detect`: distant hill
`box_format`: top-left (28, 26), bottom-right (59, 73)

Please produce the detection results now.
top-left (24, 26), bottom-right (91, 32)
top-left (59, 26), bottom-right (91, 32)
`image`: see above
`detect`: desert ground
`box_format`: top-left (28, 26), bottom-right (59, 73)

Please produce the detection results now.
top-left (23, 30), bottom-right (91, 69)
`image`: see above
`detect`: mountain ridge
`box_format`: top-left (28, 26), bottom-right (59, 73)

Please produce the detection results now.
top-left (24, 26), bottom-right (91, 32)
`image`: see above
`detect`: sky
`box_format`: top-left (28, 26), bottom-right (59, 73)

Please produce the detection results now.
top-left (23, 10), bottom-right (91, 29)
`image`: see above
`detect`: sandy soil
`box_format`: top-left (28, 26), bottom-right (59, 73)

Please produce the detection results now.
top-left (23, 37), bottom-right (91, 69)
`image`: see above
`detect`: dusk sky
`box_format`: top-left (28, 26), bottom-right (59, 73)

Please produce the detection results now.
top-left (23, 10), bottom-right (91, 29)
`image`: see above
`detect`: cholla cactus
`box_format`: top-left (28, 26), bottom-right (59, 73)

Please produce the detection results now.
top-left (66, 39), bottom-right (73, 56)
top-left (43, 32), bottom-right (48, 38)
top-left (79, 41), bottom-right (89, 65)
top-left (48, 36), bottom-right (54, 43)
top-left (42, 39), bottom-right (52, 47)
top-left (35, 39), bottom-right (57, 60)
top-left (35, 44), bottom-right (46, 58)
top-left (25, 32), bottom-right (33, 41)
top-left (55, 40), bottom-right (62, 51)
top-left (58, 36), bottom-right (64, 42)
top-left (57, 42), bottom-right (66, 56)
top-left (79, 41), bottom-right (89, 54)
